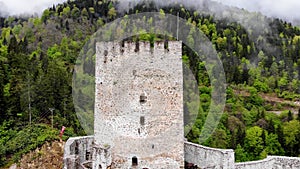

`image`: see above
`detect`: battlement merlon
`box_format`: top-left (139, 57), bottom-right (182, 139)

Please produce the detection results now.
top-left (95, 41), bottom-right (182, 59)
top-left (95, 41), bottom-right (182, 79)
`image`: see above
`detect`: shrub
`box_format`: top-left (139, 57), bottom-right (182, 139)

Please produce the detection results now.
top-left (2, 124), bottom-right (58, 165)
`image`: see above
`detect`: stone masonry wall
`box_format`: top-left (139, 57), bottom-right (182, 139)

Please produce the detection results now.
top-left (235, 156), bottom-right (300, 169)
top-left (235, 157), bottom-right (274, 169)
top-left (94, 41), bottom-right (184, 169)
top-left (185, 141), bottom-right (300, 169)
top-left (272, 156), bottom-right (300, 168)
top-left (184, 141), bottom-right (235, 169)
top-left (63, 136), bottom-right (94, 169)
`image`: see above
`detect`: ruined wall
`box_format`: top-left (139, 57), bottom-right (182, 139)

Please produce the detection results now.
top-left (184, 141), bottom-right (235, 169)
top-left (63, 136), bottom-right (94, 169)
top-left (95, 41), bottom-right (184, 169)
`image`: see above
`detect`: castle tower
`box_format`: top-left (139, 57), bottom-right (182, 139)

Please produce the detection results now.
top-left (94, 41), bottom-right (184, 168)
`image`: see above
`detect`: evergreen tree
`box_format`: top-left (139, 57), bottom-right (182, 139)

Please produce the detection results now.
top-left (297, 108), bottom-right (300, 121)
top-left (267, 119), bottom-right (275, 134)
top-left (288, 110), bottom-right (293, 122)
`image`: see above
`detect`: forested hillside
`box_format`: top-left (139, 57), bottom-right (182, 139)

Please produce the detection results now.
top-left (0, 0), bottom-right (300, 167)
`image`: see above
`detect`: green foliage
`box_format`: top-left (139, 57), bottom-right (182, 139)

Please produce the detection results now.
top-left (265, 133), bottom-right (284, 155)
top-left (41, 9), bottom-right (51, 23)
top-left (247, 87), bottom-right (263, 106)
top-left (235, 144), bottom-right (248, 162)
top-left (253, 80), bottom-right (270, 93)
top-left (12, 24), bottom-right (22, 37)
top-left (81, 8), bottom-right (88, 17)
top-left (108, 7), bottom-right (117, 19)
top-left (47, 44), bottom-right (62, 59)
top-left (209, 129), bottom-right (228, 149)
top-left (283, 120), bottom-right (300, 155)
top-left (244, 126), bottom-right (265, 160)
top-left (61, 6), bottom-right (71, 17)
top-left (278, 72), bottom-right (289, 89)
top-left (0, 124), bottom-right (58, 166)
top-left (71, 6), bottom-right (80, 18)
top-left (186, 125), bottom-right (201, 144)
top-left (182, 54), bottom-right (189, 65)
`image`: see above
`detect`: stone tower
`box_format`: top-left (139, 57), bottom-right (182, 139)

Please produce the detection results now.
top-left (94, 41), bottom-right (184, 168)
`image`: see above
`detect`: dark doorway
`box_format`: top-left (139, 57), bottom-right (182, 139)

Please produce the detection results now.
top-left (132, 156), bottom-right (138, 166)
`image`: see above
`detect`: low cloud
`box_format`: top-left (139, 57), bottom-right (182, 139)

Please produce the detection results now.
top-left (211, 0), bottom-right (300, 24)
top-left (0, 0), bottom-right (299, 25)
top-left (0, 0), bottom-right (66, 17)
top-left (119, 0), bottom-right (300, 26)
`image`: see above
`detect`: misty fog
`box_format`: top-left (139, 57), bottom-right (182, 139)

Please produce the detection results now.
top-left (0, 0), bottom-right (299, 26)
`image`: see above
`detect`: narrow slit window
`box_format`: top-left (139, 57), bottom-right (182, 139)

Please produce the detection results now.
top-left (140, 116), bottom-right (145, 125)
top-left (135, 41), bottom-right (139, 52)
top-left (140, 93), bottom-right (147, 103)
top-left (86, 151), bottom-right (90, 160)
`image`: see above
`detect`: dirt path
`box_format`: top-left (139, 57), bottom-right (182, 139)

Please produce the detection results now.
top-left (233, 89), bottom-right (300, 114)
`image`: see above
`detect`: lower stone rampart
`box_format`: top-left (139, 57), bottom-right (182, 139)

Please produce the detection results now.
top-left (235, 156), bottom-right (274, 169)
top-left (63, 137), bottom-right (300, 169)
top-left (184, 141), bottom-right (300, 169)
top-left (235, 156), bottom-right (300, 169)
top-left (184, 141), bottom-right (235, 169)
top-left (272, 156), bottom-right (300, 168)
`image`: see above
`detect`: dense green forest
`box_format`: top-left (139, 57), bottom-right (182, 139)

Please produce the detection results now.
top-left (0, 0), bottom-right (300, 166)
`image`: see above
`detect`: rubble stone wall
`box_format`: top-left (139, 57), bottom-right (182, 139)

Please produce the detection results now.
top-left (235, 156), bottom-right (300, 169)
top-left (184, 141), bottom-right (235, 169)
top-left (94, 41), bottom-right (184, 168)
top-left (184, 141), bottom-right (300, 169)
top-left (63, 136), bottom-right (94, 169)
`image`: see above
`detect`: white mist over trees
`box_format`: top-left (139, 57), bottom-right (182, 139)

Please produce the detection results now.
top-left (1, 0), bottom-right (300, 25)
top-left (119, 0), bottom-right (300, 26)
top-left (211, 0), bottom-right (300, 25)
top-left (0, 0), bottom-right (66, 16)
